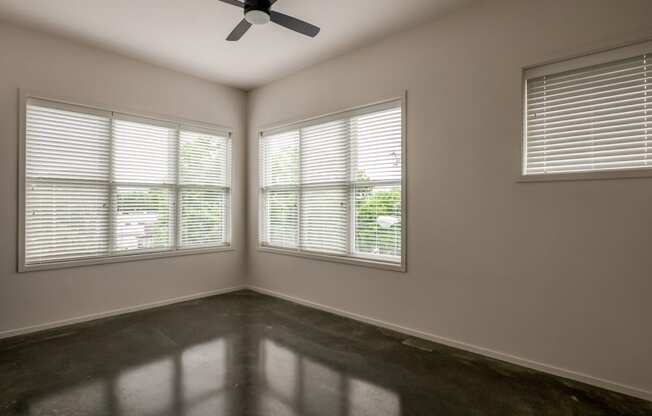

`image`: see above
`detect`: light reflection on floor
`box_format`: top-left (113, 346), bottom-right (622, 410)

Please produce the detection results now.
top-left (27, 380), bottom-right (108, 415)
top-left (6, 292), bottom-right (650, 416)
top-left (118, 358), bottom-right (174, 416)
top-left (24, 335), bottom-right (400, 416)
top-left (259, 339), bottom-right (400, 416)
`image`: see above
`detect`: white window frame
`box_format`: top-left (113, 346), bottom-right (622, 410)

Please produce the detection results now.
top-left (257, 94), bottom-right (407, 272)
top-left (520, 39), bottom-right (652, 182)
top-left (18, 91), bottom-right (234, 272)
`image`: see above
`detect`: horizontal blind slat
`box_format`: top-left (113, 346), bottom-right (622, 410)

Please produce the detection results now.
top-left (261, 130), bottom-right (300, 187)
top-left (112, 119), bottom-right (177, 184)
top-left (528, 56), bottom-right (644, 88)
top-left (25, 99), bottom-right (231, 266)
top-left (263, 189), bottom-right (298, 249)
top-left (527, 67), bottom-right (647, 98)
top-left (179, 189), bottom-right (228, 248)
top-left (111, 118), bottom-right (177, 255)
top-left (260, 103), bottom-right (402, 264)
top-left (111, 186), bottom-right (175, 252)
top-left (25, 103), bottom-right (111, 264)
top-left (524, 52), bottom-right (651, 175)
top-left (528, 139), bottom-right (649, 154)
top-left (25, 181), bottom-right (109, 263)
top-left (178, 129), bottom-right (231, 248)
top-left (300, 187), bottom-right (348, 255)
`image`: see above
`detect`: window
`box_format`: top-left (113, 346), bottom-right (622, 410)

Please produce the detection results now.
top-left (21, 97), bottom-right (232, 271)
top-left (259, 99), bottom-right (405, 270)
top-left (523, 41), bottom-right (651, 178)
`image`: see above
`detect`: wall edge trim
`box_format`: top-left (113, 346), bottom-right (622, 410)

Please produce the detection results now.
top-left (247, 285), bottom-right (652, 402)
top-left (0, 285), bottom-right (246, 340)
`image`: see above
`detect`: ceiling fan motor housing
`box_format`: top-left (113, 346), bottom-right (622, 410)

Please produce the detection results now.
top-left (244, 0), bottom-right (271, 25)
top-left (221, 0), bottom-right (320, 40)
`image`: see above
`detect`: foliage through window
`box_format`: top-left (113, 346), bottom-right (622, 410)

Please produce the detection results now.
top-left (23, 98), bottom-right (231, 269)
top-left (259, 100), bottom-right (404, 267)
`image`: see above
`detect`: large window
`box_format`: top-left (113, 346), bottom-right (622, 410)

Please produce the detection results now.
top-left (21, 97), bottom-right (231, 271)
top-left (523, 41), bottom-right (651, 179)
top-left (259, 99), bottom-right (405, 270)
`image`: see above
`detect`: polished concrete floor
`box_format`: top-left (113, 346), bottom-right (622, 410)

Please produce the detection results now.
top-left (0, 290), bottom-right (650, 416)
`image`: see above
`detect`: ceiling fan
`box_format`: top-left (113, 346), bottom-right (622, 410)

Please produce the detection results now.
top-left (218, 0), bottom-right (320, 41)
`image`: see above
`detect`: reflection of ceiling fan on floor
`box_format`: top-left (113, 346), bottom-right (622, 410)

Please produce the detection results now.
top-left (217, 0), bottom-right (320, 41)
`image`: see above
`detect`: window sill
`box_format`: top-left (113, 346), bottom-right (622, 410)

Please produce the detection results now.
top-left (19, 245), bottom-right (234, 273)
top-left (517, 168), bottom-right (652, 183)
top-left (257, 245), bottom-right (406, 272)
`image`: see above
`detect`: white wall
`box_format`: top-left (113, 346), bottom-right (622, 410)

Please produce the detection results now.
top-left (0, 23), bottom-right (247, 335)
top-left (2, 0), bottom-right (651, 400)
top-left (247, 0), bottom-right (652, 399)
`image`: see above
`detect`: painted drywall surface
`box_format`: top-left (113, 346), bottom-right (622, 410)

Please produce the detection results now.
top-left (247, 0), bottom-right (652, 395)
top-left (0, 23), bottom-right (247, 334)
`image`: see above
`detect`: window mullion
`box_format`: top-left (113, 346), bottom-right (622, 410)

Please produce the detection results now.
top-left (297, 128), bottom-right (303, 251)
top-left (174, 125), bottom-right (181, 251)
top-left (226, 133), bottom-right (232, 245)
top-left (645, 53), bottom-right (649, 167)
top-left (108, 113), bottom-right (115, 255)
top-left (347, 117), bottom-right (354, 257)
top-left (258, 132), bottom-right (264, 244)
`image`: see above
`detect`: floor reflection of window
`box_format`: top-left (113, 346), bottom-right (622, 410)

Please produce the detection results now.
top-left (182, 338), bottom-right (228, 415)
top-left (259, 392), bottom-right (299, 416)
top-left (348, 378), bottom-right (401, 416)
top-left (301, 357), bottom-right (342, 416)
top-left (182, 338), bottom-right (227, 398)
top-left (117, 358), bottom-right (173, 416)
top-left (263, 339), bottom-right (298, 402)
top-left (183, 395), bottom-right (230, 416)
top-left (29, 380), bottom-right (108, 415)
top-left (25, 334), bottom-right (404, 416)
top-left (261, 337), bottom-right (402, 416)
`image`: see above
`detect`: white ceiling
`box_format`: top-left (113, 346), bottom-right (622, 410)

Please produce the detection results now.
top-left (0, 0), bottom-right (471, 90)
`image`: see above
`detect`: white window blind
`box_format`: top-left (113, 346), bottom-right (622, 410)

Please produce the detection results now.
top-left (25, 103), bottom-right (111, 264)
top-left (23, 98), bottom-right (231, 270)
top-left (524, 44), bottom-right (651, 176)
top-left (179, 129), bottom-right (231, 248)
top-left (112, 117), bottom-right (177, 253)
top-left (260, 130), bottom-right (299, 249)
top-left (260, 100), bottom-right (404, 267)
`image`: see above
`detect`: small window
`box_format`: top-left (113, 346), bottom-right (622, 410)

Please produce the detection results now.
top-left (21, 97), bottom-right (232, 271)
top-left (523, 41), bottom-right (651, 179)
top-left (259, 99), bottom-right (405, 270)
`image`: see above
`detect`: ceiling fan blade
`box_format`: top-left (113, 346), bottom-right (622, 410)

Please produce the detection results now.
top-left (217, 0), bottom-right (245, 8)
top-left (226, 19), bottom-right (252, 41)
top-left (270, 11), bottom-right (320, 38)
